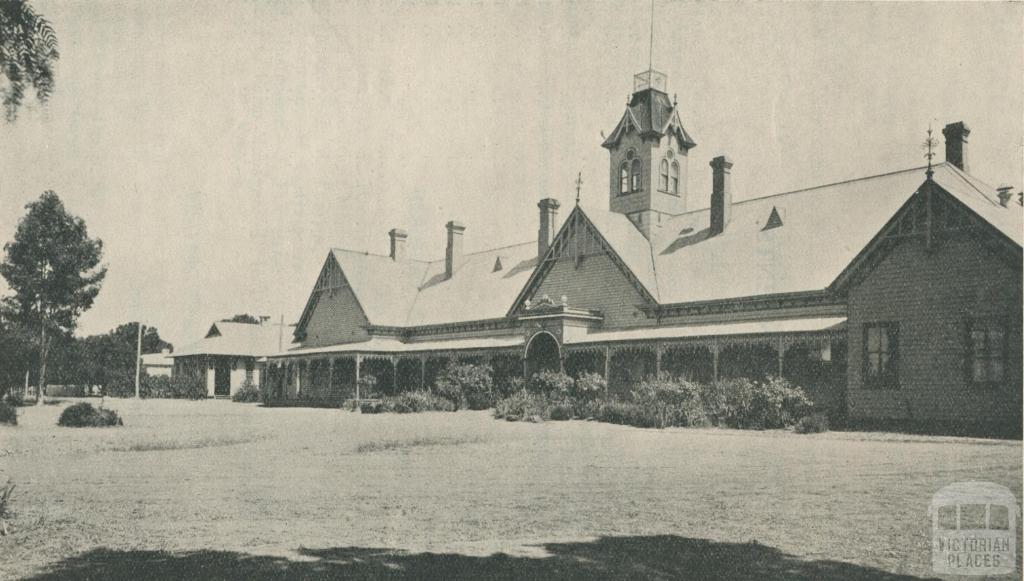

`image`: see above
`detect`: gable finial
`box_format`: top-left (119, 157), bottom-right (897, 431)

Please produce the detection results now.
top-left (575, 172), bottom-right (584, 206)
top-left (923, 123), bottom-right (938, 180)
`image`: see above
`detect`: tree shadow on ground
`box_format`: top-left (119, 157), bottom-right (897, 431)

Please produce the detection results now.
top-left (25, 535), bottom-right (938, 580)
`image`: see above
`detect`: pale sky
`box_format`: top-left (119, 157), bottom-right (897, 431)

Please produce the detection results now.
top-left (1, 1), bottom-right (1021, 349)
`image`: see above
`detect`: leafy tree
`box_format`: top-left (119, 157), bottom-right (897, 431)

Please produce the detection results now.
top-left (0, 0), bottom-right (59, 121)
top-left (0, 303), bottom-right (34, 396)
top-left (1, 191), bottom-right (106, 403)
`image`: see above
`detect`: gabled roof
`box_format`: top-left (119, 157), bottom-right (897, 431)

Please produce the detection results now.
top-left (172, 322), bottom-right (283, 358)
top-left (601, 88), bottom-right (696, 150)
top-left (140, 351), bottom-right (173, 367)
top-left (317, 242), bottom-right (540, 330)
top-left (569, 162), bottom-right (1021, 307)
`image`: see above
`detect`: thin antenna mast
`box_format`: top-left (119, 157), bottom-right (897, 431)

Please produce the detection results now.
top-left (648, 0), bottom-right (655, 71)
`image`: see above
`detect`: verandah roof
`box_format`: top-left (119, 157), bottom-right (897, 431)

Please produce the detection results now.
top-left (564, 317), bottom-right (846, 346)
top-left (270, 335), bottom-right (525, 359)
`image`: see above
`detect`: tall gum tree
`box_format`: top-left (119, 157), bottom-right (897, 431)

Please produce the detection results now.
top-left (1, 191), bottom-right (106, 403)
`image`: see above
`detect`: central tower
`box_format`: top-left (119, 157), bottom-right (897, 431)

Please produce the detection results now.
top-left (601, 69), bottom-right (696, 237)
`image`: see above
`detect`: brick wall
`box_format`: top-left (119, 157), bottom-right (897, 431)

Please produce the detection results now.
top-left (847, 234), bottom-right (1022, 424)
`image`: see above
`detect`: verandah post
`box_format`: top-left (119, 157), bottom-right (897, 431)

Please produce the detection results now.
top-left (712, 340), bottom-right (720, 384)
top-left (777, 337), bottom-right (785, 377)
top-left (355, 355), bottom-right (362, 401)
top-left (603, 346), bottom-right (611, 395)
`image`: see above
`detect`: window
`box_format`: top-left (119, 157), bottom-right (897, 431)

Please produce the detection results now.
top-left (630, 159), bottom-right (642, 192)
top-left (863, 322), bottom-right (898, 389)
top-left (619, 162), bottom-right (629, 195)
top-left (967, 322), bottom-right (1006, 386)
top-left (659, 159), bottom-right (669, 191)
top-left (245, 360), bottom-right (254, 383)
top-left (670, 161), bottom-right (680, 195)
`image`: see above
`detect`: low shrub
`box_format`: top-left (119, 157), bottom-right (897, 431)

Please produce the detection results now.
top-left (572, 372), bottom-right (607, 400)
top-left (4, 392), bottom-right (25, 407)
top-left (0, 401), bottom-right (16, 426)
top-left (795, 412), bottom-right (830, 434)
top-left (381, 391), bottom-right (455, 413)
top-left (433, 363), bottom-right (494, 410)
top-left (595, 401), bottom-right (660, 428)
top-left (493, 390), bottom-right (549, 422)
top-left (359, 400), bottom-right (385, 414)
top-left (494, 376), bottom-right (525, 399)
top-left (0, 479), bottom-right (13, 535)
top-left (546, 401), bottom-right (574, 421)
top-left (631, 374), bottom-right (709, 428)
top-left (142, 375), bottom-right (207, 400)
top-left (527, 370), bottom-right (573, 398)
top-left (57, 402), bottom-right (123, 428)
top-left (709, 377), bottom-right (812, 429)
top-left (231, 380), bottom-right (260, 403)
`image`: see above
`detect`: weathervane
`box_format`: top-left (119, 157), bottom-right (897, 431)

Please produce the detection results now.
top-left (575, 172), bottom-right (583, 206)
top-left (923, 123), bottom-right (938, 179)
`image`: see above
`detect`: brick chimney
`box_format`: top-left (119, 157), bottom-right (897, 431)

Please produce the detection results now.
top-left (445, 220), bottom-right (465, 278)
top-left (996, 185), bottom-right (1014, 208)
top-left (388, 228), bottom-right (407, 261)
top-left (537, 198), bottom-right (561, 259)
top-left (942, 121), bottom-right (970, 172)
top-left (709, 155), bottom-right (733, 236)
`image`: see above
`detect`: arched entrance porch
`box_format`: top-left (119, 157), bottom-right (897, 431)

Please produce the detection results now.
top-left (524, 332), bottom-right (561, 377)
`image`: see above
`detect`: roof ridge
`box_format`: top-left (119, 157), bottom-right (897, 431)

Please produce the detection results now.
top-left (402, 261), bottom-right (434, 326)
top-left (330, 247), bottom-right (432, 264)
top-left (666, 164), bottom-right (935, 219)
top-left (942, 163), bottom-right (1001, 207)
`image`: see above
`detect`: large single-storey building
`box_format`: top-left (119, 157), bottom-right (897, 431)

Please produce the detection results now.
top-left (172, 321), bottom-right (282, 397)
top-left (266, 69), bottom-right (1021, 432)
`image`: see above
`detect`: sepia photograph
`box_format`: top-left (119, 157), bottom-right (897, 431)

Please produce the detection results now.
top-left (1, 1), bottom-right (1022, 579)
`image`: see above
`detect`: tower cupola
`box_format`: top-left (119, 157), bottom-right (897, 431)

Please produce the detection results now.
top-left (602, 69), bottom-right (696, 237)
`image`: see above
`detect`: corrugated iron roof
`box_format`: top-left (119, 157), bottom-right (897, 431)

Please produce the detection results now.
top-left (567, 317), bottom-right (846, 344)
top-left (274, 334), bottom-right (523, 357)
top-left (315, 162), bottom-right (1019, 335)
top-left (329, 241), bottom-right (538, 328)
top-left (172, 322), bottom-right (283, 357)
top-left (579, 162), bottom-right (1021, 306)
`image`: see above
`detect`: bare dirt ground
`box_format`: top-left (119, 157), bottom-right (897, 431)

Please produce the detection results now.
top-left (1, 398), bottom-right (1020, 580)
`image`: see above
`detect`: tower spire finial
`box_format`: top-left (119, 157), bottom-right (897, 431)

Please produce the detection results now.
top-left (923, 123), bottom-right (938, 179)
top-left (575, 172), bottom-right (583, 206)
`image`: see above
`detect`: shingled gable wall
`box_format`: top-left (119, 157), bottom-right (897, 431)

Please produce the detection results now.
top-left (847, 233), bottom-right (1022, 426)
top-left (299, 258), bottom-right (371, 348)
top-left (530, 224), bottom-right (651, 329)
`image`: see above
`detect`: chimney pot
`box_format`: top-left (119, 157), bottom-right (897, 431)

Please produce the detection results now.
top-left (388, 228), bottom-right (408, 261)
top-left (537, 198), bottom-right (561, 259)
top-left (942, 121), bottom-right (970, 172)
top-left (996, 185), bottom-right (1014, 208)
top-left (709, 155), bottom-right (734, 236)
top-left (445, 220), bottom-right (465, 278)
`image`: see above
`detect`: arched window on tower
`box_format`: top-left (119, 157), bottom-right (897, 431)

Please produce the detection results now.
top-left (659, 159), bottom-right (669, 191)
top-left (630, 159), bottom-right (642, 192)
top-left (670, 161), bottom-right (680, 195)
top-left (619, 163), bottom-right (629, 195)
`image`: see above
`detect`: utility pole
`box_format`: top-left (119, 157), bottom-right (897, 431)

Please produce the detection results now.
top-left (135, 322), bottom-right (144, 398)
top-left (278, 314), bottom-right (284, 352)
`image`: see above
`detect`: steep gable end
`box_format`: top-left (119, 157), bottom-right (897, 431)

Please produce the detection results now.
top-left (510, 207), bottom-right (657, 326)
top-left (833, 179), bottom-right (1023, 292)
top-left (293, 253), bottom-right (371, 346)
